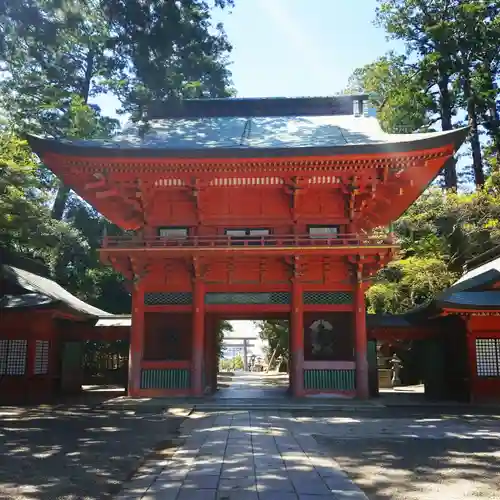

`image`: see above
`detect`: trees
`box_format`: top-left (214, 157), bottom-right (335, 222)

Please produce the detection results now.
top-left (345, 52), bottom-right (434, 134)
top-left (255, 320), bottom-right (289, 370)
top-left (0, 0), bottom-right (234, 312)
top-left (374, 0), bottom-right (500, 189)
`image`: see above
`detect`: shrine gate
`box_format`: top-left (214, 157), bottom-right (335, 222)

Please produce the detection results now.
top-left (28, 95), bottom-right (467, 399)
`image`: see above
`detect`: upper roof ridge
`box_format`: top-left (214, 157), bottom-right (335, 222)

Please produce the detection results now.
top-left (146, 95), bottom-right (371, 119)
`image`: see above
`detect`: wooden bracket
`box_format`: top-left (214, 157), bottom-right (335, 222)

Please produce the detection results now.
top-left (191, 256), bottom-right (207, 281)
top-left (259, 258), bottom-right (267, 283)
top-left (190, 178), bottom-right (206, 224)
top-left (130, 256), bottom-right (150, 284)
top-left (284, 176), bottom-right (306, 221)
top-left (284, 255), bottom-right (305, 281)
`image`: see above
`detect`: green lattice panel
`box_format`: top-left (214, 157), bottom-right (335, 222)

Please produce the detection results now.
top-left (144, 292), bottom-right (192, 306)
top-left (205, 292), bottom-right (290, 305)
top-left (303, 291), bottom-right (352, 305)
top-left (304, 369), bottom-right (355, 391)
top-left (140, 369), bottom-right (190, 389)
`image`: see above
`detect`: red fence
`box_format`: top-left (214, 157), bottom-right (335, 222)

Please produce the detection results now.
top-left (102, 233), bottom-right (395, 249)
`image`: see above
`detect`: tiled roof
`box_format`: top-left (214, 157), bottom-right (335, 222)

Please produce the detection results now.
top-left (438, 291), bottom-right (500, 310)
top-left (0, 293), bottom-right (53, 309)
top-left (31, 115), bottom-right (465, 151)
top-left (1, 265), bottom-right (112, 318)
top-left (367, 315), bottom-right (415, 328)
top-left (450, 256), bottom-right (500, 292)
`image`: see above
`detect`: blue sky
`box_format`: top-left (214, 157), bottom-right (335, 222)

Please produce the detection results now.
top-left (94, 0), bottom-right (403, 119)
top-left (213, 0), bottom-right (402, 97)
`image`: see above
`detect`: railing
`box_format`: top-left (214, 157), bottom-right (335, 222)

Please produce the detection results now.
top-left (102, 233), bottom-right (395, 249)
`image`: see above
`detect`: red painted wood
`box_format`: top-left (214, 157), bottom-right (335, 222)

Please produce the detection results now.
top-left (191, 280), bottom-right (205, 396)
top-left (291, 279), bottom-right (304, 397)
top-left (144, 305), bottom-right (192, 313)
top-left (354, 280), bottom-right (369, 400)
top-left (141, 360), bottom-right (191, 369)
top-left (467, 326), bottom-right (500, 402)
top-left (27, 339), bottom-right (36, 376)
top-left (129, 284), bottom-right (145, 397)
top-left (206, 304), bottom-right (290, 314)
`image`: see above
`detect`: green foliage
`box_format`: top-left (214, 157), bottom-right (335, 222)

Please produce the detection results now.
top-left (373, 0), bottom-right (500, 187)
top-left (367, 257), bottom-right (457, 314)
top-left (255, 320), bottom-right (289, 368)
top-left (106, 0), bottom-right (235, 122)
top-left (216, 320), bottom-right (233, 358)
top-left (368, 188), bottom-right (500, 314)
top-left (0, 0), bottom-right (234, 314)
top-left (345, 52), bottom-right (434, 133)
top-left (232, 354), bottom-right (244, 370)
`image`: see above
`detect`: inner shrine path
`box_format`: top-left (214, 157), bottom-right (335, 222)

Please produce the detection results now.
top-left (117, 410), bottom-right (368, 500)
top-left (215, 371), bottom-right (290, 400)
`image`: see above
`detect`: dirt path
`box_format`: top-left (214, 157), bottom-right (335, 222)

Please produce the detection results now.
top-left (0, 403), bottom-right (187, 500)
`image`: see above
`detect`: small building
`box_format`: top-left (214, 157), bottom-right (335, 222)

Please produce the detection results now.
top-left (368, 247), bottom-right (500, 403)
top-left (0, 263), bottom-right (125, 403)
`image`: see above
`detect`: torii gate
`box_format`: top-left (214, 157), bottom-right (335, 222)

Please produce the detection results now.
top-left (222, 337), bottom-right (256, 371)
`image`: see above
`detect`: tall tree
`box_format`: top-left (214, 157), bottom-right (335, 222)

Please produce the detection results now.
top-left (344, 52), bottom-right (435, 133)
top-left (0, 0), bottom-right (235, 215)
top-left (376, 0), bottom-right (460, 189)
top-left (104, 0), bottom-right (235, 123)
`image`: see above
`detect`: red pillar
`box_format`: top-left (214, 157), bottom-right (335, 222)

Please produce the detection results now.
top-left (291, 278), bottom-right (304, 397)
top-left (355, 278), bottom-right (369, 399)
top-left (129, 283), bottom-right (144, 397)
top-left (191, 279), bottom-right (205, 396)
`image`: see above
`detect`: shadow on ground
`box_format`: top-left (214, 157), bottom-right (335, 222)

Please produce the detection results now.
top-left (0, 402), bottom-right (185, 500)
top-left (315, 435), bottom-right (500, 500)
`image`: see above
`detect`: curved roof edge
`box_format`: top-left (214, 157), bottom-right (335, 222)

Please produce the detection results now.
top-left (437, 291), bottom-right (500, 311)
top-left (27, 127), bottom-right (468, 160)
top-left (2, 265), bottom-right (112, 318)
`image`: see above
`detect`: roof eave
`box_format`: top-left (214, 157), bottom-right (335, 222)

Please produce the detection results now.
top-left (27, 127), bottom-right (469, 160)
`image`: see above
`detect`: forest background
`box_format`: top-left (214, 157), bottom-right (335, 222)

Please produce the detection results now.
top-left (1, 0), bottom-right (500, 354)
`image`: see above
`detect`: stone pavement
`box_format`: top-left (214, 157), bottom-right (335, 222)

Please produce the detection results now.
top-left (117, 410), bottom-right (368, 500)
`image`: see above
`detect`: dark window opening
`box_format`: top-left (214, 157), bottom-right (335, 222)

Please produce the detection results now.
top-left (158, 227), bottom-right (189, 239)
top-left (308, 225), bottom-right (340, 239)
top-left (225, 228), bottom-right (270, 246)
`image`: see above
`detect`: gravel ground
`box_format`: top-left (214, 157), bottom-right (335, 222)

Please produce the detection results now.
top-left (315, 434), bottom-right (500, 500)
top-left (0, 403), bottom-right (186, 500)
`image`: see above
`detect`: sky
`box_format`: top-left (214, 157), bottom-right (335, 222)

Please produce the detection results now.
top-left (95, 1), bottom-right (405, 341)
top-left (94, 0), bottom-right (403, 119)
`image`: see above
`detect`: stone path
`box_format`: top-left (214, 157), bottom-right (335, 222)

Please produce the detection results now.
top-left (117, 411), bottom-right (367, 500)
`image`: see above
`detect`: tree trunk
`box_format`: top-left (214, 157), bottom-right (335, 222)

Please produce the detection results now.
top-left (483, 66), bottom-right (500, 165)
top-left (462, 72), bottom-right (484, 187)
top-left (50, 183), bottom-right (70, 220)
top-left (438, 72), bottom-right (458, 189)
top-left (266, 346), bottom-right (279, 373)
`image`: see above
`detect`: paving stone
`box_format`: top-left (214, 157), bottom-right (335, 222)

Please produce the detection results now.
top-left (143, 479), bottom-right (183, 499)
top-left (218, 477), bottom-right (256, 491)
top-left (188, 465), bottom-right (222, 475)
top-left (217, 491), bottom-right (259, 500)
top-left (183, 472), bottom-right (220, 489)
top-left (298, 496), bottom-right (336, 500)
top-left (177, 488), bottom-right (218, 500)
top-left (258, 492), bottom-right (299, 500)
top-left (256, 477), bottom-right (295, 492)
top-left (293, 478), bottom-right (332, 495)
